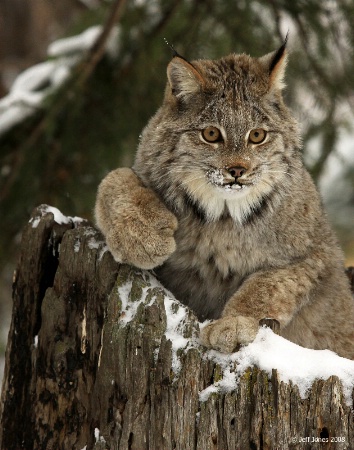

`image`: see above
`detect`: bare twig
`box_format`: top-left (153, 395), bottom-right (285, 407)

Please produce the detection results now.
top-left (77, 0), bottom-right (126, 85)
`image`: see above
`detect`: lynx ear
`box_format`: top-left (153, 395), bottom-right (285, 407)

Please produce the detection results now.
top-left (167, 57), bottom-right (205, 99)
top-left (259, 36), bottom-right (288, 91)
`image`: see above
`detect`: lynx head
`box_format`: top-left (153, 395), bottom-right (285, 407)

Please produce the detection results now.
top-left (134, 40), bottom-right (302, 224)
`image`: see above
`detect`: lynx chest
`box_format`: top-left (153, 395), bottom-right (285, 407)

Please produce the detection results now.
top-left (156, 214), bottom-right (282, 319)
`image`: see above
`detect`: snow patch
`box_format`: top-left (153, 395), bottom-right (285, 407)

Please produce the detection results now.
top-left (48, 25), bottom-right (120, 59)
top-left (117, 279), bottom-right (135, 324)
top-left (29, 204), bottom-right (83, 228)
top-left (94, 428), bottom-right (106, 444)
top-left (11, 61), bottom-right (61, 97)
top-left (88, 240), bottom-right (100, 250)
top-left (85, 228), bottom-right (108, 259)
top-left (199, 367), bottom-right (236, 402)
top-left (236, 327), bottom-right (354, 403)
top-left (118, 273), bottom-right (159, 325)
top-left (206, 168), bottom-right (224, 186)
top-left (0, 59), bottom-right (75, 136)
top-left (98, 244), bottom-right (109, 260)
top-left (199, 326), bottom-right (354, 406)
top-left (137, 275), bottom-right (193, 373)
top-left (74, 239), bottom-right (81, 253)
top-left (117, 271), bottom-right (194, 374)
top-left (164, 297), bottom-right (189, 373)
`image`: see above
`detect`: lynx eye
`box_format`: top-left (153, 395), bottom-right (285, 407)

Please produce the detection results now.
top-left (249, 128), bottom-right (267, 144)
top-left (201, 126), bottom-right (222, 143)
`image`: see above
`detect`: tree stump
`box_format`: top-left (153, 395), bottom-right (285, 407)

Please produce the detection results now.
top-left (1, 205), bottom-right (354, 450)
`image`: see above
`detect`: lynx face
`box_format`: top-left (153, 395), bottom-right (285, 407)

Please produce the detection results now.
top-left (135, 44), bottom-right (301, 224)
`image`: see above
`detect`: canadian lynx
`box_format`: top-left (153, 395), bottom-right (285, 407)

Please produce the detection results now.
top-left (95, 41), bottom-right (354, 359)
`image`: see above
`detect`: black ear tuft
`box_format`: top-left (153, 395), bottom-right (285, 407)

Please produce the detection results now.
top-left (269, 32), bottom-right (289, 74)
top-left (164, 38), bottom-right (185, 60)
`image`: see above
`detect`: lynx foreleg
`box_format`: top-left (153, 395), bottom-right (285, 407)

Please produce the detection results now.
top-left (95, 168), bottom-right (178, 269)
top-left (200, 256), bottom-right (325, 352)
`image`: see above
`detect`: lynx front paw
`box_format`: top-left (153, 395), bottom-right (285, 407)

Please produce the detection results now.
top-left (106, 205), bottom-right (178, 269)
top-left (95, 167), bottom-right (178, 270)
top-left (200, 316), bottom-right (259, 353)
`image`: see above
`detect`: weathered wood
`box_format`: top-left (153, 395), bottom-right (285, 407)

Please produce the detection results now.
top-left (1, 206), bottom-right (354, 450)
top-left (0, 207), bottom-right (119, 450)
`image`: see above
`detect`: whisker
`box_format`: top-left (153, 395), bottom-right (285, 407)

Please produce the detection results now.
top-left (264, 170), bottom-right (300, 181)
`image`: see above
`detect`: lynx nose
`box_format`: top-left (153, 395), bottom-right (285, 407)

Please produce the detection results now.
top-left (227, 166), bottom-right (247, 179)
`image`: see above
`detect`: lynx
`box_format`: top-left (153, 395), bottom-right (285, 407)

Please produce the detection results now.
top-left (95, 40), bottom-right (354, 359)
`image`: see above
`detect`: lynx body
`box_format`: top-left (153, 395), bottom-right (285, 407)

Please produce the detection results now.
top-left (95, 43), bottom-right (354, 359)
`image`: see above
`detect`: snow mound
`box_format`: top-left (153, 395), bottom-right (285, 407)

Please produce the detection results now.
top-left (236, 326), bottom-right (354, 400)
top-left (29, 204), bottom-right (84, 228)
top-left (200, 326), bottom-right (354, 406)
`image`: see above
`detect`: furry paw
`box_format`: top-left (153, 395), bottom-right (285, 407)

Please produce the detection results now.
top-left (106, 201), bottom-right (178, 269)
top-left (95, 168), bottom-right (178, 269)
top-left (200, 316), bottom-right (259, 353)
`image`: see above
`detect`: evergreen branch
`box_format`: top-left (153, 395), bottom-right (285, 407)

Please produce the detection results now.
top-left (0, 0), bottom-right (126, 204)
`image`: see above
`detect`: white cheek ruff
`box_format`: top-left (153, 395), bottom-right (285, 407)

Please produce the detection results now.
top-left (183, 172), bottom-right (273, 224)
top-left (225, 178), bottom-right (275, 223)
top-left (181, 173), bottom-right (225, 221)
top-left (225, 189), bottom-right (263, 224)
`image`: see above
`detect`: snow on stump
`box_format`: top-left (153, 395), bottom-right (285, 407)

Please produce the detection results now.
top-left (1, 205), bottom-right (354, 450)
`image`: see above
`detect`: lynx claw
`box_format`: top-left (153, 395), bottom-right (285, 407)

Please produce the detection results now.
top-left (200, 316), bottom-right (259, 353)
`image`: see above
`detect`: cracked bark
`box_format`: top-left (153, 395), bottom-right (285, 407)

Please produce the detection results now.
top-left (0, 206), bottom-right (353, 450)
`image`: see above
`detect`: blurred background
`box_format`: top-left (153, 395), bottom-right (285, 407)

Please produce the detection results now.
top-left (1, 0), bottom-right (354, 381)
